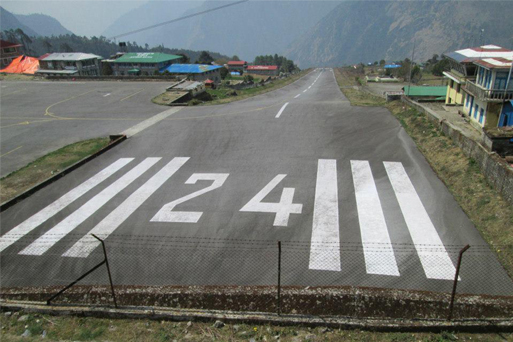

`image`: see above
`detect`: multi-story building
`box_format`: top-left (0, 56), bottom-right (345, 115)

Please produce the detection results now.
top-left (227, 61), bottom-right (247, 74)
top-left (442, 45), bottom-right (512, 106)
top-left (108, 52), bottom-right (182, 76)
top-left (0, 40), bottom-right (22, 69)
top-left (36, 53), bottom-right (102, 76)
top-left (462, 56), bottom-right (513, 128)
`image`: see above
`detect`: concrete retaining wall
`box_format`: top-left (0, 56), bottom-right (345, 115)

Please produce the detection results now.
top-left (45, 75), bottom-right (181, 82)
top-left (401, 97), bottom-right (513, 205)
top-left (2, 285), bottom-right (513, 320)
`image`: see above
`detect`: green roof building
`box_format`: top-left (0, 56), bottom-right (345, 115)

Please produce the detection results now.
top-left (402, 86), bottom-right (447, 101)
top-left (106, 52), bottom-right (183, 76)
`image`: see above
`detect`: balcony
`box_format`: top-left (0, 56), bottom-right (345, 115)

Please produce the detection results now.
top-left (464, 81), bottom-right (513, 102)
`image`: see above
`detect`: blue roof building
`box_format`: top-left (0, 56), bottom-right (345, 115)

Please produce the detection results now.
top-left (159, 64), bottom-right (224, 83)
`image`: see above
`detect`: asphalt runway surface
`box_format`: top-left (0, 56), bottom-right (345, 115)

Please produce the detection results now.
top-left (1, 70), bottom-right (512, 296)
top-left (0, 81), bottom-right (168, 176)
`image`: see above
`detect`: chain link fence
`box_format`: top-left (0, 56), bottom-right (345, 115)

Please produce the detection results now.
top-left (1, 232), bottom-right (513, 320)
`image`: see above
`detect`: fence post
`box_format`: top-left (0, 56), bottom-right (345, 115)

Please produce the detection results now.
top-left (448, 244), bottom-right (470, 320)
top-left (91, 234), bottom-right (118, 308)
top-left (277, 241), bottom-right (282, 315)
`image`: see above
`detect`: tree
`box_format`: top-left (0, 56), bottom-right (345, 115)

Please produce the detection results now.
top-left (60, 43), bottom-right (74, 52)
top-left (15, 29), bottom-right (33, 55)
top-left (231, 55), bottom-right (240, 61)
top-left (102, 62), bottom-right (113, 75)
top-left (196, 51), bottom-right (214, 64)
top-left (432, 58), bottom-right (450, 76)
top-left (379, 59), bottom-right (386, 66)
top-left (220, 66), bottom-right (229, 79)
top-left (42, 40), bottom-right (53, 53)
top-left (176, 53), bottom-right (190, 64)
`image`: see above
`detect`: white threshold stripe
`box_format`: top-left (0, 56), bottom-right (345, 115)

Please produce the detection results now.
top-left (19, 158), bottom-right (161, 256)
top-left (63, 157), bottom-right (189, 258)
top-left (122, 107), bottom-right (181, 137)
top-left (351, 160), bottom-right (399, 276)
top-left (0, 158), bottom-right (133, 253)
top-left (294, 94), bottom-right (301, 99)
top-left (384, 162), bottom-right (456, 280)
top-left (309, 159), bottom-right (341, 271)
top-left (275, 102), bottom-right (289, 118)
top-left (303, 90), bottom-right (307, 93)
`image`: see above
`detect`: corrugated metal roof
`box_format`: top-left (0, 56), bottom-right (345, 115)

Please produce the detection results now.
top-left (41, 53), bottom-right (102, 61)
top-left (474, 57), bottom-right (513, 70)
top-left (402, 86), bottom-right (447, 97)
top-left (227, 61), bottom-right (246, 65)
top-left (247, 65), bottom-right (278, 70)
top-left (0, 40), bottom-right (22, 49)
top-left (111, 52), bottom-right (182, 64)
top-left (443, 45), bottom-right (513, 63)
top-left (160, 64), bottom-right (222, 74)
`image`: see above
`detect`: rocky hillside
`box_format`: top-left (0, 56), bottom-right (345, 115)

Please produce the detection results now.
top-left (286, 0), bottom-right (513, 67)
top-left (0, 6), bottom-right (72, 37)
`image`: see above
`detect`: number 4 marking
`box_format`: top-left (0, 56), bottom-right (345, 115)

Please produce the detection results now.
top-left (240, 174), bottom-right (302, 226)
top-left (151, 173), bottom-right (229, 223)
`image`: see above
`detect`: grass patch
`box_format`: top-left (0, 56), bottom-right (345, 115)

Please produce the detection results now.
top-left (0, 73), bottom-right (37, 81)
top-left (197, 69), bottom-right (311, 106)
top-left (334, 68), bottom-right (386, 107)
top-left (1, 312), bottom-right (511, 341)
top-left (0, 137), bottom-right (110, 203)
top-left (334, 67), bottom-right (513, 277)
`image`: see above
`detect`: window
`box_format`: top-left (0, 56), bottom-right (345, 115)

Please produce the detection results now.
top-left (474, 104), bottom-right (479, 119)
top-left (479, 108), bottom-right (484, 124)
top-left (456, 83), bottom-right (460, 92)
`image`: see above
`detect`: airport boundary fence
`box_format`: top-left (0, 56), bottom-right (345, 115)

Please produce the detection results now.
top-left (1, 233), bottom-right (513, 320)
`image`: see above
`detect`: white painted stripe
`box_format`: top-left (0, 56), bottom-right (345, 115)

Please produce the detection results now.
top-left (103, 93), bottom-right (111, 97)
top-left (309, 159), bottom-right (341, 271)
top-left (384, 162), bottom-right (456, 280)
top-left (122, 108), bottom-right (181, 137)
top-left (294, 94), bottom-right (301, 99)
top-left (351, 160), bottom-right (399, 276)
top-left (275, 102), bottom-right (289, 118)
top-left (0, 158), bottom-right (133, 253)
top-left (303, 89), bottom-right (307, 93)
top-left (63, 157), bottom-right (189, 258)
top-left (19, 158), bottom-right (160, 256)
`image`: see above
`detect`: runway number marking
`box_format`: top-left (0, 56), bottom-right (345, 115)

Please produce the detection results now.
top-left (151, 173), bottom-right (229, 223)
top-left (240, 174), bottom-right (303, 227)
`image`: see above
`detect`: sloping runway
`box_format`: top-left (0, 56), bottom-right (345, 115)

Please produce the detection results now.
top-left (1, 70), bottom-right (512, 296)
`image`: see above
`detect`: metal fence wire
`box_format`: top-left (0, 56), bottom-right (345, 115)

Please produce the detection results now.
top-left (1, 233), bottom-right (512, 320)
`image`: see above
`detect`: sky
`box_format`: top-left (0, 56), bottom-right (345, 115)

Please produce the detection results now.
top-left (2, 1), bottom-right (146, 36)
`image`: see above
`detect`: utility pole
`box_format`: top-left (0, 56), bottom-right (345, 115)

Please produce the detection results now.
top-left (407, 39), bottom-right (416, 97)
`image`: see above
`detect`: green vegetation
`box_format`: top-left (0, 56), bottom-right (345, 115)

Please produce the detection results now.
top-left (335, 67), bottom-right (513, 277)
top-left (0, 29), bottom-right (229, 62)
top-left (254, 54), bottom-right (299, 73)
top-left (0, 138), bottom-right (110, 203)
top-left (1, 312), bottom-right (510, 341)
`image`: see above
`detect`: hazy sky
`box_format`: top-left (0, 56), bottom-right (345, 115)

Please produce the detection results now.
top-left (2, 1), bottom-right (146, 36)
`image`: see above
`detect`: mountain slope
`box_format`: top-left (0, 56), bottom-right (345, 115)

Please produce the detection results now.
top-left (15, 12), bottom-right (73, 36)
top-left (103, 0), bottom-right (339, 60)
top-left (287, 0), bottom-right (513, 67)
top-left (0, 6), bottom-right (38, 37)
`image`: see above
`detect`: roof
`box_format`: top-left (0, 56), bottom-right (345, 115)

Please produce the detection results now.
top-left (443, 45), bottom-right (513, 63)
top-left (247, 65), bottom-right (278, 70)
top-left (0, 40), bottom-right (22, 49)
top-left (227, 61), bottom-right (246, 65)
top-left (474, 57), bottom-right (513, 70)
top-left (160, 64), bottom-right (223, 74)
top-left (402, 86), bottom-right (447, 97)
top-left (384, 64), bottom-right (401, 69)
top-left (38, 53), bottom-right (51, 60)
top-left (36, 69), bottom-right (78, 75)
top-left (41, 53), bottom-right (102, 61)
top-left (111, 52), bottom-right (182, 64)
top-left (205, 79), bottom-right (214, 83)
top-left (0, 55), bottom-right (39, 74)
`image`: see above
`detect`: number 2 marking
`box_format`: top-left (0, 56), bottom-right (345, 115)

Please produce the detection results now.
top-left (151, 173), bottom-right (229, 223)
top-left (240, 174), bottom-right (302, 226)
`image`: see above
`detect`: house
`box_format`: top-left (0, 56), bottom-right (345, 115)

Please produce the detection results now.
top-left (159, 64), bottom-right (223, 83)
top-left (461, 56), bottom-right (513, 129)
top-left (402, 86), bottom-right (447, 102)
top-left (36, 53), bottom-right (102, 76)
top-left (108, 52), bottom-right (182, 76)
top-left (247, 65), bottom-right (279, 76)
top-left (227, 61), bottom-right (247, 74)
top-left (442, 45), bottom-right (512, 106)
top-left (0, 40), bottom-right (22, 69)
